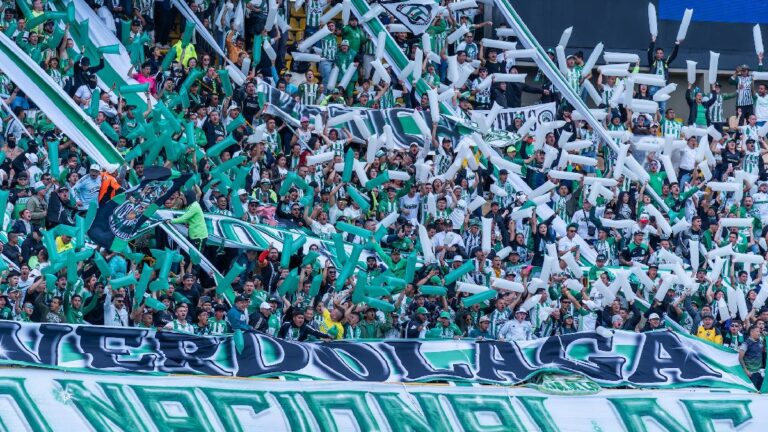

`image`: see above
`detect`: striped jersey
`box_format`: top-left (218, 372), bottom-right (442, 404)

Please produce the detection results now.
top-left (601, 83), bottom-right (615, 107)
top-left (735, 75), bottom-right (754, 107)
top-left (565, 67), bottom-right (581, 94)
top-left (330, 138), bottom-right (346, 156)
top-left (379, 87), bottom-right (395, 109)
top-left (744, 149), bottom-right (762, 174)
top-left (660, 118), bottom-right (683, 138)
top-left (306, 0), bottom-right (326, 27)
top-left (471, 77), bottom-right (491, 106)
top-left (320, 35), bottom-right (337, 61)
top-left (706, 93), bottom-right (725, 123)
top-left (299, 82), bottom-right (319, 105)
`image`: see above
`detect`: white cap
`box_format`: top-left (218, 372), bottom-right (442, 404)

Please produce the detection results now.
top-left (26, 153), bottom-right (38, 164)
top-left (105, 163), bottom-right (119, 174)
top-left (260, 301), bottom-right (272, 310)
top-left (90, 163), bottom-right (101, 171)
top-left (515, 308), bottom-right (528, 314)
top-left (648, 313), bottom-right (660, 320)
top-left (237, 189), bottom-right (247, 195)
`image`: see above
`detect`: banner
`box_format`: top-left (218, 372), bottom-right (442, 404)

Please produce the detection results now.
top-left (155, 210), bottom-right (382, 270)
top-left (0, 32), bottom-right (123, 167)
top-left (380, 0), bottom-right (438, 35)
top-left (475, 102), bottom-right (556, 131)
top-left (0, 369), bottom-right (763, 432)
top-left (257, 80), bottom-right (517, 149)
top-left (88, 167), bottom-right (190, 249)
top-left (0, 322), bottom-right (754, 391)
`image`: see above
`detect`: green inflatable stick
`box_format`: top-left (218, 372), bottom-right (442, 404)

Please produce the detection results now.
top-left (342, 148), bottom-right (354, 182)
top-left (345, 186), bottom-right (370, 213)
top-left (419, 286), bottom-right (447, 296)
top-left (278, 269), bottom-right (299, 296)
top-left (365, 171), bottom-right (390, 190)
top-left (218, 69), bottom-right (233, 97)
top-left (109, 274), bottom-right (138, 289)
top-left (280, 235), bottom-right (294, 268)
top-left (444, 260), bottom-right (475, 285)
top-left (365, 297), bottom-right (395, 312)
top-left (226, 114), bottom-right (245, 134)
top-left (160, 48), bottom-right (176, 71)
top-left (309, 274), bottom-right (323, 298)
top-left (118, 83), bottom-right (150, 95)
top-left (97, 44), bottom-right (121, 55)
top-left (181, 20), bottom-right (195, 46)
top-left (462, 289), bottom-right (497, 307)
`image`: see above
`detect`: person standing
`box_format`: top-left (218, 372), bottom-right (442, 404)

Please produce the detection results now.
top-left (729, 53), bottom-right (763, 123)
top-left (170, 190), bottom-right (208, 251)
top-left (647, 36), bottom-right (681, 112)
top-left (739, 325), bottom-right (766, 390)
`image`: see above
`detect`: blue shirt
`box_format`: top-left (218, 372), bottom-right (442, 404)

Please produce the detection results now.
top-left (227, 307), bottom-right (251, 331)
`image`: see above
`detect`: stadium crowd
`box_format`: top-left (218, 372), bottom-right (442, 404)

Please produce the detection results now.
top-left (0, 0), bottom-right (765, 387)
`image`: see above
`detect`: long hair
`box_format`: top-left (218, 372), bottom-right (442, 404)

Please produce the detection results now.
top-left (612, 191), bottom-right (636, 220)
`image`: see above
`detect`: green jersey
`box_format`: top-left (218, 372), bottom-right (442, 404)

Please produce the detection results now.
top-left (299, 82), bottom-right (320, 105)
top-left (320, 35), bottom-right (338, 61)
top-left (342, 25), bottom-right (365, 54)
top-left (305, 0), bottom-right (326, 27)
top-left (660, 118), bottom-right (683, 138)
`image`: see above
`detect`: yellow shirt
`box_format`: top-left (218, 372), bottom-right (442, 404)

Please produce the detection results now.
top-left (320, 308), bottom-right (344, 340)
top-left (696, 326), bottom-right (723, 345)
top-left (172, 41), bottom-right (198, 68)
top-left (55, 236), bottom-right (74, 253)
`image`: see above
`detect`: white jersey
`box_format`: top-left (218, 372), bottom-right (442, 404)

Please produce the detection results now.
top-left (449, 199), bottom-right (467, 229)
top-left (756, 93), bottom-right (768, 122)
top-left (311, 221), bottom-right (336, 239)
top-left (753, 191), bottom-right (768, 224)
top-left (399, 193), bottom-right (420, 222)
top-left (165, 319), bottom-right (195, 334)
top-left (497, 319), bottom-right (533, 341)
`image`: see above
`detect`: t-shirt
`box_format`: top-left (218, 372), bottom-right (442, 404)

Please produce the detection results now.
top-left (739, 338), bottom-right (765, 372)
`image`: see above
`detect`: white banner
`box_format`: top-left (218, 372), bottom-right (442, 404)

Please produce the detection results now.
top-left (475, 102), bottom-right (556, 131)
top-left (0, 368), bottom-right (764, 431)
top-left (379, 0), bottom-right (438, 35)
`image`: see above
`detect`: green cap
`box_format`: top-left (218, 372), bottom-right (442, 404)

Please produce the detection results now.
top-left (416, 307), bottom-right (428, 315)
top-left (439, 311), bottom-right (451, 319)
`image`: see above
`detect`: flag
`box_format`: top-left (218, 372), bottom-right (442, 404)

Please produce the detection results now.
top-left (380, 0), bottom-right (437, 35)
top-left (88, 167), bottom-right (190, 250)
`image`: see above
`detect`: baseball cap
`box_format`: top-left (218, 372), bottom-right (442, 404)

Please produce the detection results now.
top-left (701, 313), bottom-right (714, 320)
top-left (596, 254), bottom-right (607, 261)
top-left (611, 315), bottom-right (622, 323)
top-left (416, 307), bottom-right (428, 315)
top-left (89, 164), bottom-right (101, 171)
top-left (515, 308), bottom-right (528, 314)
top-left (260, 301), bottom-right (272, 310)
top-left (438, 311), bottom-right (451, 319)
top-left (479, 315), bottom-right (490, 323)
top-left (340, 40), bottom-right (350, 46)
top-left (648, 313), bottom-right (660, 320)
top-left (235, 295), bottom-right (248, 303)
